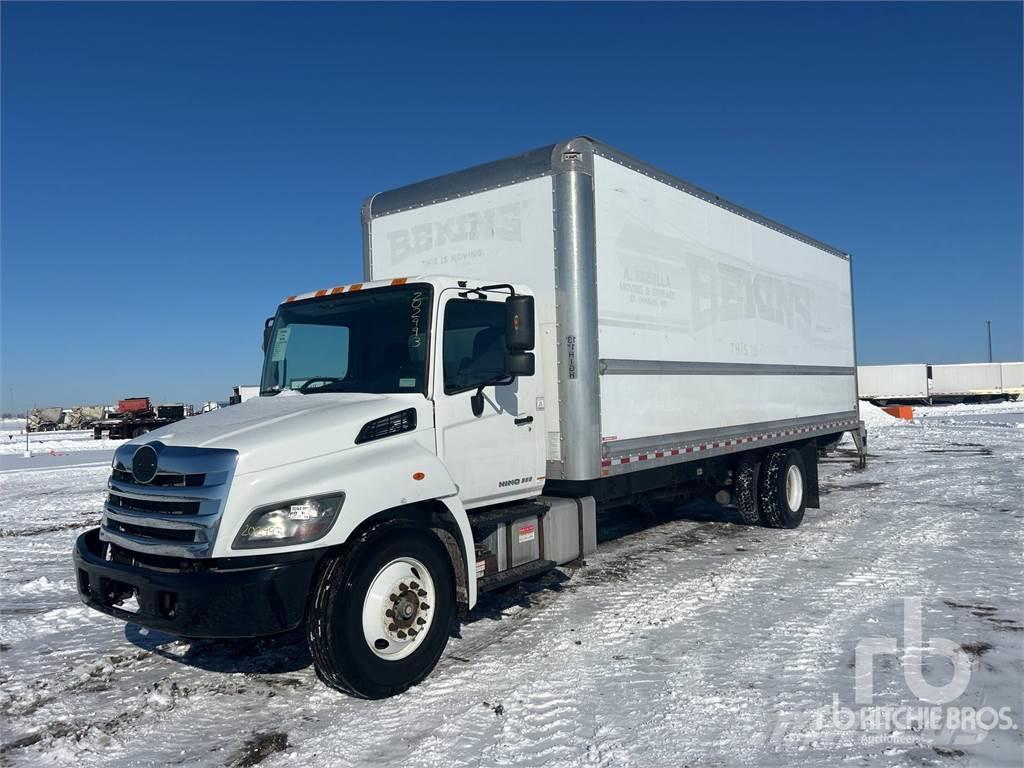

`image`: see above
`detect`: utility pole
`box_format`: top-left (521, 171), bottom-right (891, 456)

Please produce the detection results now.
top-left (985, 320), bottom-right (993, 363)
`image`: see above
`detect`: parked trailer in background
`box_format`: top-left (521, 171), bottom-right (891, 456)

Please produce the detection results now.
top-left (74, 137), bottom-right (864, 699)
top-left (92, 398), bottom-right (190, 439)
top-left (229, 385), bottom-right (260, 405)
top-left (929, 363), bottom-right (1004, 403)
top-left (856, 364), bottom-right (930, 404)
top-left (1000, 363), bottom-right (1024, 399)
top-left (27, 407), bottom-right (63, 432)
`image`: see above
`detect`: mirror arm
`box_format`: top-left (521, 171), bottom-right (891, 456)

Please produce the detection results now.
top-left (470, 385), bottom-right (486, 417)
top-left (469, 374), bottom-right (514, 417)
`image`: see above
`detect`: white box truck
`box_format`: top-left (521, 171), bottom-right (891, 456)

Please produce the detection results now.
top-left (857, 364), bottom-right (930, 403)
top-left (74, 138), bottom-right (863, 698)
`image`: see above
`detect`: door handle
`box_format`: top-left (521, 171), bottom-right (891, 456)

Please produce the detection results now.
top-left (514, 415), bottom-right (534, 426)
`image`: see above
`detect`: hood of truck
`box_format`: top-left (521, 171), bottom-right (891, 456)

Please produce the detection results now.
top-left (128, 391), bottom-right (432, 475)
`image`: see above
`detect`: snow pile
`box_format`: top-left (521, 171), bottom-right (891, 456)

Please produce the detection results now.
top-left (857, 400), bottom-right (897, 428)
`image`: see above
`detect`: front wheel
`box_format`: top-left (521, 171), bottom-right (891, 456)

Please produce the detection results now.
top-left (307, 525), bottom-right (454, 698)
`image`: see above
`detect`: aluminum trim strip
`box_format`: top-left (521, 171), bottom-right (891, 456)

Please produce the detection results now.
top-left (599, 359), bottom-right (856, 377)
top-left (603, 412), bottom-right (859, 460)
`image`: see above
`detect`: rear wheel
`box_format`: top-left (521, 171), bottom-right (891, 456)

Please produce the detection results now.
top-left (307, 525), bottom-right (454, 698)
top-left (733, 455), bottom-right (761, 525)
top-left (757, 448), bottom-right (807, 529)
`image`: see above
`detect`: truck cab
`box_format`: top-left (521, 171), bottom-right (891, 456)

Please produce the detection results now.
top-left (74, 276), bottom-right (586, 699)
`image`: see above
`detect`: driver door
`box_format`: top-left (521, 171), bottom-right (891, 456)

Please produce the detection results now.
top-left (432, 289), bottom-right (545, 508)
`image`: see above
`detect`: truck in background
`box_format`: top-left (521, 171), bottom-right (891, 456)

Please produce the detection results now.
top-left (27, 407), bottom-right (63, 432)
top-left (92, 398), bottom-right (191, 439)
top-left (65, 405), bottom-right (109, 431)
top-left (74, 137), bottom-right (864, 698)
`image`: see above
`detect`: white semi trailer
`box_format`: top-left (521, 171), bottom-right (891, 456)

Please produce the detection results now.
top-left (857, 364), bottom-right (930, 403)
top-left (930, 363), bottom-right (1004, 402)
top-left (74, 138), bottom-right (863, 698)
top-left (1001, 362), bottom-right (1024, 399)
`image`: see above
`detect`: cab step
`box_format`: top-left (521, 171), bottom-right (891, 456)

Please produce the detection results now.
top-left (478, 558), bottom-right (556, 593)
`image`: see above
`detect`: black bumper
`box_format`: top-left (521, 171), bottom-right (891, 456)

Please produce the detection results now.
top-left (73, 528), bottom-right (325, 638)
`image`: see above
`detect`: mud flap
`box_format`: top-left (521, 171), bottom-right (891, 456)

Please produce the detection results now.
top-left (851, 421), bottom-right (868, 469)
top-left (798, 443), bottom-right (820, 509)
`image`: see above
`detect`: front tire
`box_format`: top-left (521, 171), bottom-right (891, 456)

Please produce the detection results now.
top-left (757, 448), bottom-right (807, 529)
top-left (307, 524), bottom-right (454, 698)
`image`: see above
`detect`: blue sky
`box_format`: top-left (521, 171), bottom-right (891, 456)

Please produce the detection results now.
top-left (2, 2), bottom-right (1021, 412)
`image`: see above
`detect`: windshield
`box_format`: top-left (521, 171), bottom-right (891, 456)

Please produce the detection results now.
top-left (260, 284), bottom-right (432, 395)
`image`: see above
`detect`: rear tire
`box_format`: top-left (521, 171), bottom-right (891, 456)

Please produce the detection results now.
top-left (307, 525), bottom-right (454, 698)
top-left (734, 456), bottom-right (761, 525)
top-left (757, 448), bottom-right (807, 529)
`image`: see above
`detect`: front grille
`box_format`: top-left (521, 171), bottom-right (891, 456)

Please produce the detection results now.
top-left (111, 468), bottom-right (206, 487)
top-left (107, 519), bottom-right (196, 543)
top-left (108, 493), bottom-right (200, 516)
top-left (102, 444), bottom-right (237, 558)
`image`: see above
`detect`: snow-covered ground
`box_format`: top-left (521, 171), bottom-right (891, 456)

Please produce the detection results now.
top-left (1, 403), bottom-right (1021, 767)
top-left (0, 423), bottom-right (127, 458)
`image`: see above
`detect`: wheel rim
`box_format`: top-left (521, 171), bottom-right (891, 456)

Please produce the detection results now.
top-left (785, 464), bottom-right (804, 511)
top-left (361, 557), bottom-right (435, 661)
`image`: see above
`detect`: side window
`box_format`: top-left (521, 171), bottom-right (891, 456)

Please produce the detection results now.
top-left (443, 299), bottom-right (507, 393)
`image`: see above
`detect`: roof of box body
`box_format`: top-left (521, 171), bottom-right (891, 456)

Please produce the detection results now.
top-left (362, 136), bottom-right (850, 260)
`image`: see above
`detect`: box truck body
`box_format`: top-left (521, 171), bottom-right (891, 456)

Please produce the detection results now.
top-left (74, 138), bottom-right (863, 698)
top-left (364, 138), bottom-right (859, 484)
top-left (856, 364), bottom-right (930, 402)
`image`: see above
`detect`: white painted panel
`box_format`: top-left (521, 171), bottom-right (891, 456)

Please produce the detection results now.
top-left (857, 364), bottom-right (929, 399)
top-left (600, 375), bottom-right (857, 443)
top-left (368, 178), bottom-right (561, 458)
top-left (592, 155), bottom-right (855, 441)
top-left (930, 363), bottom-right (1003, 395)
top-left (592, 156), bottom-right (853, 369)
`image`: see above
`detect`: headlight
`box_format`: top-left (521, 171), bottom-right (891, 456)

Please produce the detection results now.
top-left (233, 493), bottom-right (345, 549)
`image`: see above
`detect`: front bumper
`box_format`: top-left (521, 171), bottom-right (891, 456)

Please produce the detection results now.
top-left (73, 528), bottom-right (326, 638)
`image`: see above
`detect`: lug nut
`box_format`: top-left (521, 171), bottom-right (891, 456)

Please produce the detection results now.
top-left (420, 602), bottom-right (430, 610)
top-left (399, 583), bottom-right (408, 591)
top-left (409, 581), bottom-right (419, 590)
top-left (385, 609), bottom-right (394, 618)
top-left (390, 593), bottom-right (399, 602)
top-left (388, 623), bottom-right (398, 632)
top-left (416, 617), bottom-right (426, 625)
top-left (407, 628), bottom-right (417, 637)
top-left (417, 589), bottom-right (427, 597)
top-left (397, 631), bottom-right (407, 639)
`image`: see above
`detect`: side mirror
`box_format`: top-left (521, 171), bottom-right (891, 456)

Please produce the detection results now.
top-left (262, 317), bottom-right (275, 353)
top-left (506, 351), bottom-right (535, 377)
top-left (505, 295), bottom-right (535, 351)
